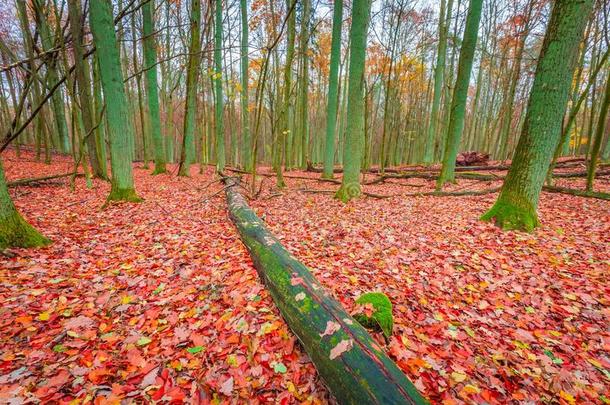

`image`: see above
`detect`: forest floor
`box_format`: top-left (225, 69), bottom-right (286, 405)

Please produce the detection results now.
top-left (1, 150), bottom-right (608, 404)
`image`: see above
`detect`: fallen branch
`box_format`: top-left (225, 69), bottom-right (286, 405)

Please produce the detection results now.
top-left (542, 186), bottom-right (610, 200)
top-left (7, 172), bottom-right (81, 187)
top-left (223, 177), bottom-right (426, 404)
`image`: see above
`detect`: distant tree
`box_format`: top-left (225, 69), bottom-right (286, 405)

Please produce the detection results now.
top-left (586, 74), bottom-right (610, 190)
top-left (482, 0), bottom-right (594, 231)
top-left (436, 0), bottom-right (483, 189)
top-left (0, 159), bottom-right (49, 249)
top-left (89, 0), bottom-right (141, 202)
top-left (67, 0), bottom-right (107, 179)
top-left (142, 0), bottom-right (167, 175)
top-left (423, 0), bottom-right (453, 164)
top-left (178, 0), bottom-right (201, 176)
top-left (215, 0), bottom-right (225, 172)
top-left (32, 0), bottom-right (70, 154)
top-left (321, 0), bottom-right (343, 179)
top-left (336, 0), bottom-right (372, 202)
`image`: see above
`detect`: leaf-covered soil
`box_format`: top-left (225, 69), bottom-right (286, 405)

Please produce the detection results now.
top-left (1, 150), bottom-right (609, 404)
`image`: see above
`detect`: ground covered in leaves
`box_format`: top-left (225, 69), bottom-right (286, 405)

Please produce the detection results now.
top-left (1, 151), bottom-right (609, 404)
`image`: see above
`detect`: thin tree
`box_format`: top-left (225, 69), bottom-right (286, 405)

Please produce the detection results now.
top-left (482, 0), bottom-right (594, 231)
top-left (142, 0), bottom-right (167, 174)
top-left (336, 0), bottom-right (372, 202)
top-left (89, 0), bottom-right (141, 202)
top-left (436, 0), bottom-right (483, 189)
top-left (67, 0), bottom-right (107, 179)
top-left (178, 0), bottom-right (201, 176)
top-left (215, 0), bottom-right (225, 172)
top-left (240, 0), bottom-right (251, 170)
top-left (321, 0), bottom-right (343, 179)
top-left (586, 73), bottom-right (610, 190)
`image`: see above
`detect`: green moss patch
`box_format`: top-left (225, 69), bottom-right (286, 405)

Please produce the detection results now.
top-left (353, 292), bottom-right (393, 339)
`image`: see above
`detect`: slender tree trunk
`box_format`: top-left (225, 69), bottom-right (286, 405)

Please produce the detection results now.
top-left (586, 74), bottom-right (610, 190)
top-left (178, 0), bottom-right (201, 176)
top-left (437, 0), bottom-right (483, 189)
top-left (142, 0), bottom-right (167, 174)
top-left (424, 0), bottom-right (453, 164)
top-left (89, 0), bottom-right (141, 202)
top-left (214, 0), bottom-right (225, 172)
top-left (32, 0), bottom-right (70, 154)
top-left (336, 0), bottom-right (372, 202)
top-left (321, 0), bottom-right (343, 179)
top-left (67, 0), bottom-right (107, 179)
top-left (482, 0), bottom-right (593, 231)
top-left (240, 0), bottom-right (251, 170)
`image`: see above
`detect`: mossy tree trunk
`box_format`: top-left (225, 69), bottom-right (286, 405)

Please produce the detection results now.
top-left (0, 159), bottom-right (50, 249)
top-left (321, 0), bottom-right (343, 179)
top-left (436, 0), bottom-right (483, 189)
top-left (178, 0), bottom-right (201, 176)
top-left (67, 0), bottom-right (107, 179)
top-left (586, 73), bottom-right (610, 190)
top-left (224, 177), bottom-right (427, 404)
top-left (482, 0), bottom-right (594, 231)
top-left (89, 0), bottom-right (141, 202)
top-left (142, 0), bottom-right (167, 175)
top-left (240, 0), bottom-right (251, 171)
top-left (336, 0), bottom-right (372, 203)
top-left (32, 0), bottom-right (70, 155)
top-left (423, 0), bottom-right (453, 164)
top-left (214, 0), bottom-right (225, 173)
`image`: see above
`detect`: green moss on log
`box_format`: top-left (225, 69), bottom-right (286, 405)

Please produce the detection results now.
top-left (224, 177), bottom-right (427, 404)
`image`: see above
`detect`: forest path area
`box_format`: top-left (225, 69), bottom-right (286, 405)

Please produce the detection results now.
top-left (0, 151), bottom-right (330, 403)
top-left (1, 151), bottom-right (609, 404)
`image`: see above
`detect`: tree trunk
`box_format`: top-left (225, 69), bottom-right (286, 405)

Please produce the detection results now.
top-left (67, 0), bottom-right (107, 179)
top-left (336, 0), bottom-right (372, 202)
top-left (586, 74), bottom-right (610, 190)
top-left (482, 0), bottom-right (594, 231)
top-left (0, 159), bottom-right (50, 249)
top-left (142, 0), bottom-right (167, 174)
top-left (321, 0), bottom-right (343, 179)
top-left (89, 0), bottom-right (141, 202)
top-left (214, 0), bottom-right (225, 172)
top-left (436, 0), bottom-right (483, 189)
top-left (423, 0), bottom-right (453, 164)
top-left (178, 0), bottom-right (201, 176)
top-left (224, 177), bottom-right (426, 404)
top-left (240, 0), bottom-right (251, 171)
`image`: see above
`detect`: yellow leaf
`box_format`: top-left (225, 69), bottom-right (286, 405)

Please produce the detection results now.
top-left (121, 295), bottom-right (133, 305)
top-left (451, 372), bottom-right (467, 383)
top-left (38, 311), bottom-right (50, 321)
top-left (587, 358), bottom-right (602, 368)
top-left (560, 390), bottom-right (576, 405)
top-left (463, 384), bottom-right (480, 394)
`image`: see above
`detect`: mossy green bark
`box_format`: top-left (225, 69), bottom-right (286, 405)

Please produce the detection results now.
top-left (482, 0), bottom-right (593, 231)
top-left (436, 0), bottom-right (483, 189)
top-left (142, 0), bottom-right (167, 175)
top-left (224, 177), bottom-right (427, 404)
top-left (178, 0), bottom-right (201, 176)
top-left (0, 160), bottom-right (50, 249)
top-left (586, 73), bottom-right (610, 191)
top-left (321, 0), bottom-right (343, 179)
top-left (336, 0), bottom-right (372, 203)
top-left (214, 0), bottom-right (225, 173)
top-left (240, 0), bottom-right (251, 171)
top-left (89, 0), bottom-right (141, 202)
top-left (423, 0), bottom-right (453, 164)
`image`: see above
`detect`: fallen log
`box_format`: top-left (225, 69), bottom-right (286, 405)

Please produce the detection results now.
top-left (542, 185), bottom-right (610, 200)
top-left (223, 177), bottom-right (427, 404)
top-left (7, 172), bottom-right (80, 187)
